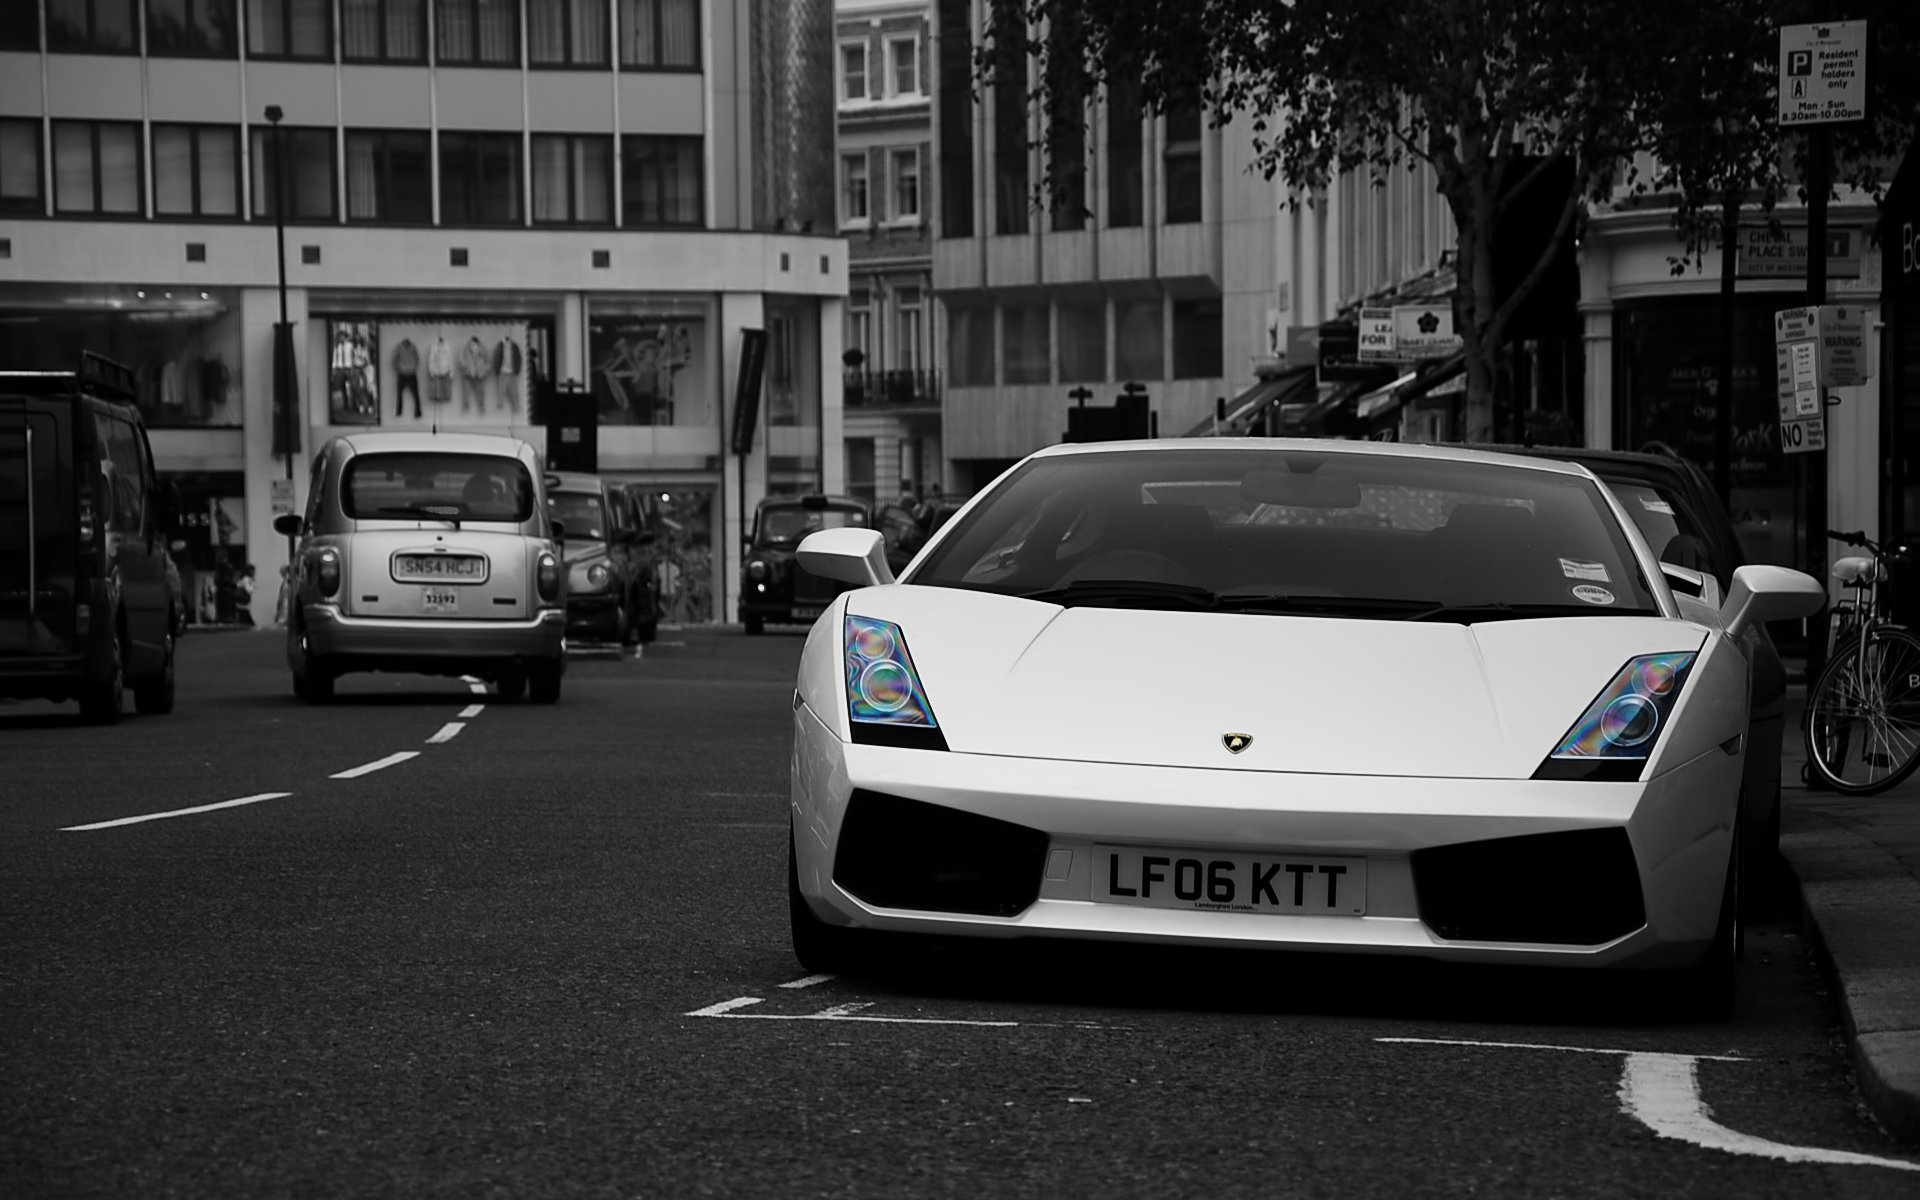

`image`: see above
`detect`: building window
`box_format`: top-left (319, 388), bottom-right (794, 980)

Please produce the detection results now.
top-left (1047, 83), bottom-right (1087, 232)
top-left (47, 0), bottom-right (138, 52)
top-left (847, 290), bottom-right (872, 363)
top-left (344, 128), bottom-right (430, 223)
top-left (1164, 102), bottom-right (1202, 225)
top-left (841, 152), bottom-right (869, 227)
top-left (52, 121), bottom-right (142, 216)
top-left (153, 124), bottom-right (239, 217)
top-left (895, 287), bottom-right (924, 372)
top-left (1004, 303), bottom-right (1049, 385)
top-left (249, 126), bottom-right (337, 221)
top-left (991, 30), bottom-right (1028, 236)
top-left (1107, 81), bottom-right (1144, 228)
top-left (935, 0), bottom-right (972, 238)
top-left (435, 0), bottom-right (518, 64)
top-left (887, 36), bottom-right (919, 97)
top-left (341, 0), bottom-right (424, 62)
top-left (147, 0), bottom-right (237, 57)
top-left (248, 0), bottom-right (332, 59)
top-left (1115, 297), bottom-right (1162, 381)
top-left (528, 0), bottom-right (608, 67)
top-left (946, 305), bottom-right (993, 387)
top-left (440, 132), bottom-right (523, 224)
top-left (1171, 296), bottom-right (1222, 379)
top-left (619, 134), bottom-right (701, 226)
top-left (0, 120), bottom-right (44, 217)
top-left (1058, 299), bottom-right (1105, 383)
top-left (532, 134), bottom-right (612, 225)
top-left (0, 5), bottom-right (41, 51)
top-left (619, 0), bottom-right (698, 69)
top-left (889, 148), bottom-right (919, 224)
top-left (839, 40), bottom-right (868, 103)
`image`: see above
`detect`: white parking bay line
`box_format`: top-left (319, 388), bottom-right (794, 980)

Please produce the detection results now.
top-left (779, 975), bottom-right (835, 989)
top-left (457, 704), bottom-right (485, 719)
top-left (330, 751), bottom-right (419, 779)
top-left (686, 996), bottom-right (1021, 1027)
top-left (426, 722), bottom-right (465, 744)
top-left (62, 792), bottom-right (293, 832)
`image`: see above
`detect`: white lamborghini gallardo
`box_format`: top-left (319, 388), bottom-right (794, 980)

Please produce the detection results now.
top-left (786, 441), bottom-right (1824, 1015)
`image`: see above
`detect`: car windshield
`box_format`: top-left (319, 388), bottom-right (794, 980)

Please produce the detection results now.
top-left (910, 447), bottom-right (1660, 618)
top-left (756, 504), bottom-right (868, 547)
top-left (342, 452), bottom-right (534, 524)
top-left (549, 492), bottom-right (608, 541)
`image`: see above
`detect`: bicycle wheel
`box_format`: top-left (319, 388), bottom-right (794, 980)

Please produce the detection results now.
top-left (1804, 627), bottom-right (1920, 794)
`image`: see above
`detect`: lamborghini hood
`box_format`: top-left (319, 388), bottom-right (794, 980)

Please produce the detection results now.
top-left (829, 587), bottom-right (1720, 780)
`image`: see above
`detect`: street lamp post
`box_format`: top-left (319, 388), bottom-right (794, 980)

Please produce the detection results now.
top-left (265, 105), bottom-right (295, 563)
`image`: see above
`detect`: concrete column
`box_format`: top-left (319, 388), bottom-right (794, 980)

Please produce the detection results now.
top-left (558, 292), bottom-right (587, 386)
top-left (1580, 301), bottom-right (1615, 450)
top-left (819, 293), bottom-right (846, 495)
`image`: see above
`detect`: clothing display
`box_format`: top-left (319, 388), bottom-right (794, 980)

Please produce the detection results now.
top-left (426, 336), bottom-right (454, 406)
top-left (459, 336), bottom-right (492, 413)
top-left (493, 336), bottom-right (523, 413)
top-left (393, 339), bottom-right (422, 418)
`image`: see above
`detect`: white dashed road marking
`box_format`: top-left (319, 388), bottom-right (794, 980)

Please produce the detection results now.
top-left (459, 675), bottom-right (487, 695)
top-left (330, 751), bottom-right (420, 779)
top-left (779, 975), bottom-right (835, 989)
top-left (687, 996), bottom-right (1021, 1026)
top-left (1383, 1037), bottom-right (1920, 1171)
top-left (426, 722), bottom-right (465, 744)
top-left (62, 792), bottom-right (294, 832)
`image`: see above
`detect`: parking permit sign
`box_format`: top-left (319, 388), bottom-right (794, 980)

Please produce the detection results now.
top-left (1779, 21), bottom-right (1867, 126)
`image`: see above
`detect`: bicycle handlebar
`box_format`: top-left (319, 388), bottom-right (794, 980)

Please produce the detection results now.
top-left (1829, 529), bottom-right (1872, 549)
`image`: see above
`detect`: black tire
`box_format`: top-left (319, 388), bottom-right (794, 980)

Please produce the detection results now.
top-left (1672, 821), bottom-right (1741, 1022)
top-left (133, 631), bottom-right (176, 715)
top-left (79, 628), bottom-right (124, 725)
top-left (789, 827), bottom-right (871, 975)
top-left (1804, 627), bottom-right (1920, 795)
top-left (292, 624), bottom-right (333, 703)
top-left (1741, 785), bottom-right (1788, 921)
top-left (495, 670), bottom-right (528, 701)
top-left (744, 614), bottom-right (765, 636)
top-left (529, 659), bottom-right (563, 704)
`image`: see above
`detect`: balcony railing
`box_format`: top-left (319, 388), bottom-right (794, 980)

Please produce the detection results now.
top-left (844, 367), bottom-right (941, 409)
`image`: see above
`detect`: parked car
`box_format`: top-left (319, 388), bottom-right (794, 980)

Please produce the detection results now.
top-left (1486, 443), bottom-right (1792, 901)
top-left (272, 431), bottom-right (566, 702)
top-left (1, 352), bottom-right (177, 722)
top-left (740, 494), bottom-right (871, 635)
top-left (608, 482), bottom-right (662, 643)
top-left (547, 471), bottom-right (657, 646)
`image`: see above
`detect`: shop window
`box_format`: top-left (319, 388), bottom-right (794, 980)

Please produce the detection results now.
top-left (991, 31), bottom-right (1028, 236)
top-left (435, 0), bottom-right (518, 64)
top-left (532, 133), bottom-right (612, 225)
top-left (945, 305), bottom-right (992, 387)
top-left (935, 0), bottom-right (972, 238)
top-left (440, 132), bottom-right (523, 225)
top-left (345, 128), bottom-right (431, 224)
top-left (889, 148), bottom-right (920, 224)
top-left (47, 0), bottom-right (137, 53)
top-left (324, 316), bottom-right (550, 427)
top-left (839, 40), bottom-right (869, 103)
top-left (250, 126), bottom-right (337, 221)
top-left (528, 0), bottom-right (608, 67)
top-left (0, 4), bottom-right (40, 51)
top-left (841, 153), bottom-right (870, 227)
top-left (53, 121), bottom-right (142, 216)
top-left (0, 120), bottom-right (44, 218)
top-left (587, 304), bottom-right (711, 427)
top-left (1171, 296), bottom-right (1222, 379)
top-left (246, 0), bottom-right (332, 60)
top-left (1163, 102), bottom-right (1202, 225)
top-left (146, 0), bottom-right (237, 57)
top-left (153, 124), bottom-right (240, 218)
top-left (341, 0), bottom-right (425, 63)
top-left (619, 135), bottom-right (701, 227)
top-left (1115, 296), bottom-right (1162, 381)
top-left (1107, 80), bottom-right (1144, 228)
top-left (1004, 303), bottom-right (1050, 385)
top-left (888, 36), bottom-right (919, 98)
top-left (1058, 299), bottom-right (1106, 384)
top-left (619, 0), bottom-right (698, 70)
top-left (159, 471), bottom-right (252, 625)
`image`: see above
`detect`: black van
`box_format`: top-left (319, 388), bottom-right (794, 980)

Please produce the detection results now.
top-left (1, 353), bottom-right (177, 722)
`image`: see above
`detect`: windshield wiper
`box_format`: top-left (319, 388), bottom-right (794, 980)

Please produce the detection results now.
top-left (1209, 593), bottom-right (1439, 616)
top-left (369, 503), bottom-right (462, 529)
top-left (1017, 579), bottom-right (1221, 610)
top-left (1402, 602), bottom-right (1603, 623)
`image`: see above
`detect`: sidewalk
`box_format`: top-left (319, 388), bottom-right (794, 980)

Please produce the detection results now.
top-left (1778, 682), bottom-right (1920, 1146)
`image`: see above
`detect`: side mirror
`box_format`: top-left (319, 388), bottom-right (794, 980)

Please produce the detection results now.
top-left (1658, 563), bottom-right (1722, 609)
top-left (551, 519), bottom-right (567, 541)
top-left (796, 527), bottom-right (895, 588)
top-left (272, 513), bottom-right (303, 538)
top-left (1720, 564), bottom-right (1825, 640)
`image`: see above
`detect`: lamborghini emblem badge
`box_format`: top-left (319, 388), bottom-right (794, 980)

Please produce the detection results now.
top-left (1222, 733), bottom-right (1253, 755)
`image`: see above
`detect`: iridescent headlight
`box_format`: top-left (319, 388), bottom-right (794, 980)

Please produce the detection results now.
top-left (844, 615), bottom-right (936, 728)
top-left (1549, 652), bottom-right (1697, 761)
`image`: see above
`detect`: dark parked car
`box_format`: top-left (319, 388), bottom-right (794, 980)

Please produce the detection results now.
top-left (740, 494), bottom-right (870, 634)
top-left (1, 353), bottom-right (177, 722)
top-left (548, 471), bottom-right (657, 646)
top-left (608, 481), bottom-right (661, 643)
top-left (1495, 444), bottom-right (1791, 900)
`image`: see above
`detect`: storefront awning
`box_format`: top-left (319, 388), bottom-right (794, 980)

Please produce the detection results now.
top-left (1182, 366), bottom-right (1316, 437)
top-left (1354, 353), bottom-right (1467, 426)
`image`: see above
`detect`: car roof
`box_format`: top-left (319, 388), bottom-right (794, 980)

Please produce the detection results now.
top-left (547, 470), bottom-right (607, 493)
top-left (1030, 437), bottom-right (1599, 479)
top-left (757, 493), bottom-right (867, 508)
top-left (337, 430), bottom-right (537, 457)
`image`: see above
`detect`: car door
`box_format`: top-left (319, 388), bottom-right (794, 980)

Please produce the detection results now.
top-left (96, 410), bottom-right (168, 671)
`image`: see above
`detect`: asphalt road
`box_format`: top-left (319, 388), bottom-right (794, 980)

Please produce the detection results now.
top-left (3, 628), bottom-right (1917, 1198)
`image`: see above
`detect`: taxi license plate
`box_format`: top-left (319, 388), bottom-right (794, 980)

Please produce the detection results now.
top-left (394, 554), bottom-right (486, 583)
top-left (423, 587), bottom-right (459, 613)
top-left (791, 606), bottom-right (823, 621)
top-left (1095, 845), bottom-right (1366, 916)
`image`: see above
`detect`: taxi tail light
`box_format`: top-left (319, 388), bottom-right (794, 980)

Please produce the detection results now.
top-left (536, 551), bottom-right (560, 602)
top-left (315, 548), bottom-right (341, 598)
top-left (76, 489), bottom-right (96, 549)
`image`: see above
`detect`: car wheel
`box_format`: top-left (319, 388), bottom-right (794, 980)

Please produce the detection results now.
top-left (495, 669), bottom-right (528, 701)
top-left (292, 626), bottom-right (333, 704)
top-left (79, 627), bottom-right (124, 725)
top-left (789, 826), bottom-right (873, 975)
top-left (744, 614), bottom-right (765, 636)
top-left (133, 631), bottom-right (176, 715)
top-left (1673, 821), bottom-right (1741, 1022)
top-left (529, 659), bottom-right (562, 704)
top-left (1741, 785), bottom-right (1788, 921)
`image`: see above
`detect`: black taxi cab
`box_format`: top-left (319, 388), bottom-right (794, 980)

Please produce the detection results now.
top-left (740, 494), bottom-right (871, 635)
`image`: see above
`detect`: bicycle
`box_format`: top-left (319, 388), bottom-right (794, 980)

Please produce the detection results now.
top-left (1803, 529), bottom-right (1920, 794)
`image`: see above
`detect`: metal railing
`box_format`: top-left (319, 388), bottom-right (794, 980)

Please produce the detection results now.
top-left (843, 367), bottom-right (942, 409)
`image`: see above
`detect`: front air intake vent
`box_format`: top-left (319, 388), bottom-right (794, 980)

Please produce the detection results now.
top-left (1412, 827), bottom-right (1646, 945)
top-left (833, 791), bottom-right (1048, 917)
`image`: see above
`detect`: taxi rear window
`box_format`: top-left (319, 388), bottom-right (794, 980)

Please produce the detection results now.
top-left (343, 452), bottom-right (534, 523)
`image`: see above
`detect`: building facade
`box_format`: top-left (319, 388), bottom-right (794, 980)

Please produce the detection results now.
top-left (0, 0), bottom-right (845, 628)
top-left (835, 0), bottom-right (938, 506)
